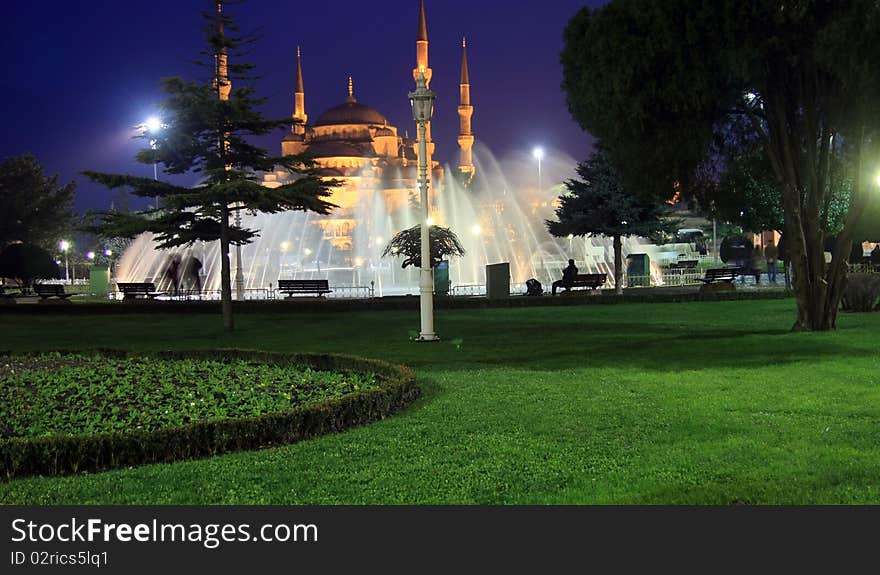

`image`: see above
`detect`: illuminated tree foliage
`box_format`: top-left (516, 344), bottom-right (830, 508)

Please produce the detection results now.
top-left (381, 225), bottom-right (466, 269)
top-left (562, 0), bottom-right (880, 331)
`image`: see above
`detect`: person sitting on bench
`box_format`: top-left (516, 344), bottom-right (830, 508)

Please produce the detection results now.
top-left (552, 259), bottom-right (579, 295)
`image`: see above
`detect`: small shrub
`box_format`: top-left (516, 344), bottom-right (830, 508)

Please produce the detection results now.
top-left (841, 273), bottom-right (880, 312)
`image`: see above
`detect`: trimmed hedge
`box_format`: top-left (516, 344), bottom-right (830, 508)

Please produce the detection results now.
top-left (0, 350), bottom-right (419, 480)
top-left (0, 288), bottom-right (793, 316)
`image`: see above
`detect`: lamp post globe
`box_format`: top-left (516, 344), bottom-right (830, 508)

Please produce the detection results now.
top-left (408, 72), bottom-right (439, 342)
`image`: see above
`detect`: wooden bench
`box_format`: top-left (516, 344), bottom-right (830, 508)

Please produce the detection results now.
top-left (568, 273), bottom-right (608, 291)
top-left (33, 283), bottom-right (72, 300)
top-left (669, 260), bottom-right (699, 273)
top-left (278, 279), bottom-right (332, 298)
top-left (117, 282), bottom-right (164, 300)
top-left (698, 268), bottom-right (740, 284)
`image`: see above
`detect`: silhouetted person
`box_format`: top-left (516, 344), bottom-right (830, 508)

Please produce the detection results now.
top-left (166, 255), bottom-right (181, 297)
top-left (871, 245), bottom-right (880, 268)
top-left (186, 256), bottom-right (203, 294)
top-left (765, 240), bottom-right (779, 283)
top-left (552, 259), bottom-right (579, 295)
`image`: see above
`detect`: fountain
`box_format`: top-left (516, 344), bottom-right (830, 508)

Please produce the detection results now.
top-left (114, 143), bottom-right (677, 298)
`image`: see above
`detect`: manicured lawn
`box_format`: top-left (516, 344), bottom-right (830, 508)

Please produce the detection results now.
top-left (1, 299), bottom-right (879, 504)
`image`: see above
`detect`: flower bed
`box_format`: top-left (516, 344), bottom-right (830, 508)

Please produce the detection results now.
top-left (0, 350), bottom-right (419, 479)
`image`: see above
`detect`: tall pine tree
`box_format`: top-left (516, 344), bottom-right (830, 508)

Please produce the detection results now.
top-left (547, 145), bottom-right (676, 294)
top-left (85, 1), bottom-right (336, 331)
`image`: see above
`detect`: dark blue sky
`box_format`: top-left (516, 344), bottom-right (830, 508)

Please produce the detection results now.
top-left (1, 0), bottom-right (603, 213)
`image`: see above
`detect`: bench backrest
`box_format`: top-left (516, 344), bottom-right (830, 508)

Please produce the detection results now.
top-left (671, 260), bottom-right (698, 269)
top-left (278, 279), bottom-right (330, 290)
top-left (117, 282), bottom-right (156, 293)
top-left (704, 268), bottom-right (737, 280)
top-left (34, 284), bottom-right (65, 294)
top-left (572, 274), bottom-right (607, 284)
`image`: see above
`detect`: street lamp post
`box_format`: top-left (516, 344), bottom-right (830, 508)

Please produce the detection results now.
top-left (144, 117), bottom-right (162, 210)
top-left (409, 72), bottom-right (439, 342)
top-left (533, 147), bottom-right (544, 192)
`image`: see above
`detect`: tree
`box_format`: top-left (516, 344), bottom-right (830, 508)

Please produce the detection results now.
top-left (84, 1), bottom-right (336, 332)
top-left (546, 146), bottom-right (677, 294)
top-left (0, 243), bottom-right (60, 291)
top-left (0, 154), bottom-right (76, 250)
top-left (562, 0), bottom-right (880, 331)
top-left (381, 225), bottom-right (466, 269)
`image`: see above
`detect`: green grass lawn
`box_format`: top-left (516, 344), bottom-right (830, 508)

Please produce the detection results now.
top-left (1, 299), bottom-right (879, 504)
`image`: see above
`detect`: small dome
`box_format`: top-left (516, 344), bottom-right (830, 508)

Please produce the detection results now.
top-left (315, 101), bottom-right (389, 127)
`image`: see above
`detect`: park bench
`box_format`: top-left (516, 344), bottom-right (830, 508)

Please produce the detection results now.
top-left (278, 279), bottom-right (332, 298)
top-left (698, 268), bottom-right (740, 284)
top-left (568, 273), bottom-right (608, 291)
top-left (33, 283), bottom-right (72, 300)
top-left (117, 282), bottom-right (164, 301)
top-left (669, 260), bottom-right (699, 274)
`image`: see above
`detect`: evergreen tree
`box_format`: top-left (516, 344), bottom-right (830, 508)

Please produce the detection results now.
top-left (0, 154), bottom-right (76, 250)
top-left (85, 1), bottom-right (336, 331)
top-left (547, 146), bottom-right (677, 294)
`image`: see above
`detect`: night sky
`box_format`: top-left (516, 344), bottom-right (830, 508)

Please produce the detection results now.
top-left (1, 0), bottom-right (605, 213)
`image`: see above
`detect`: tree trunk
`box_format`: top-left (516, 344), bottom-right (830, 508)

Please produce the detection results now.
top-left (219, 202), bottom-right (234, 333)
top-left (613, 234), bottom-right (623, 295)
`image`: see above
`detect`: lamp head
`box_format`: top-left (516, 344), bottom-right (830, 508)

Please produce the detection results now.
top-left (144, 117), bottom-right (162, 133)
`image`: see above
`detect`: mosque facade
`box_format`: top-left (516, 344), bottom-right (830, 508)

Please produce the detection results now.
top-left (262, 0), bottom-right (474, 262)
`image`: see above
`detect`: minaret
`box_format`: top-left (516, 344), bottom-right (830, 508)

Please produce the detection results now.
top-left (214, 2), bottom-right (231, 101)
top-left (458, 38), bottom-right (475, 182)
top-left (412, 0), bottom-right (435, 198)
top-left (292, 47), bottom-right (307, 136)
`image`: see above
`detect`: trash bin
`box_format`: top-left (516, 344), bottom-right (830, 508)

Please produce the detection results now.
top-left (626, 254), bottom-right (650, 287)
top-left (89, 265), bottom-right (110, 296)
top-left (486, 262), bottom-right (510, 299)
top-left (434, 260), bottom-right (450, 296)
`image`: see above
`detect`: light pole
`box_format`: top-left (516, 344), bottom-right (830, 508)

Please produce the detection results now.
top-left (234, 210), bottom-right (245, 300)
top-left (409, 72), bottom-right (439, 342)
top-left (533, 147), bottom-right (544, 192)
top-left (60, 240), bottom-right (70, 283)
top-left (144, 117), bottom-right (162, 210)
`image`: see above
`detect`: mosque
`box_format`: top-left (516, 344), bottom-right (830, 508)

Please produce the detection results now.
top-left (262, 0), bottom-right (475, 263)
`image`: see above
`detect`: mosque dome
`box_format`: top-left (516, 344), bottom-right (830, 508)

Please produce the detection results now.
top-left (314, 100), bottom-right (389, 127)
top-left (314, 76), bottom-right (389, 127)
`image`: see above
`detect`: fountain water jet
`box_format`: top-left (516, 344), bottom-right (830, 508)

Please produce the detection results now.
top-left (114, 145), bottom-right (672, 296)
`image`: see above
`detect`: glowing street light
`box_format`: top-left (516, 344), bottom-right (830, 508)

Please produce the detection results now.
top-left (86, 251), bottom-right (96, 261)
top-left (59, 240), bottom-right (70, 283)
top-left (533, 147), bottom-right (545, 191)
top-left (471, 224), bottom-right (483, 236)
top-left (280, 241), bottom-right (291, 253)
top-left (409, 71), bottom-right (439, 342)
top-left (103, 249), bottom-right (113, 257)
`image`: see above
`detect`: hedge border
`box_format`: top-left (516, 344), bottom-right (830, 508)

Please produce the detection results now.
top-left (0, 350), bottom-right (420, 480)
top-left (0, 288), bottom-right (793, 316)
